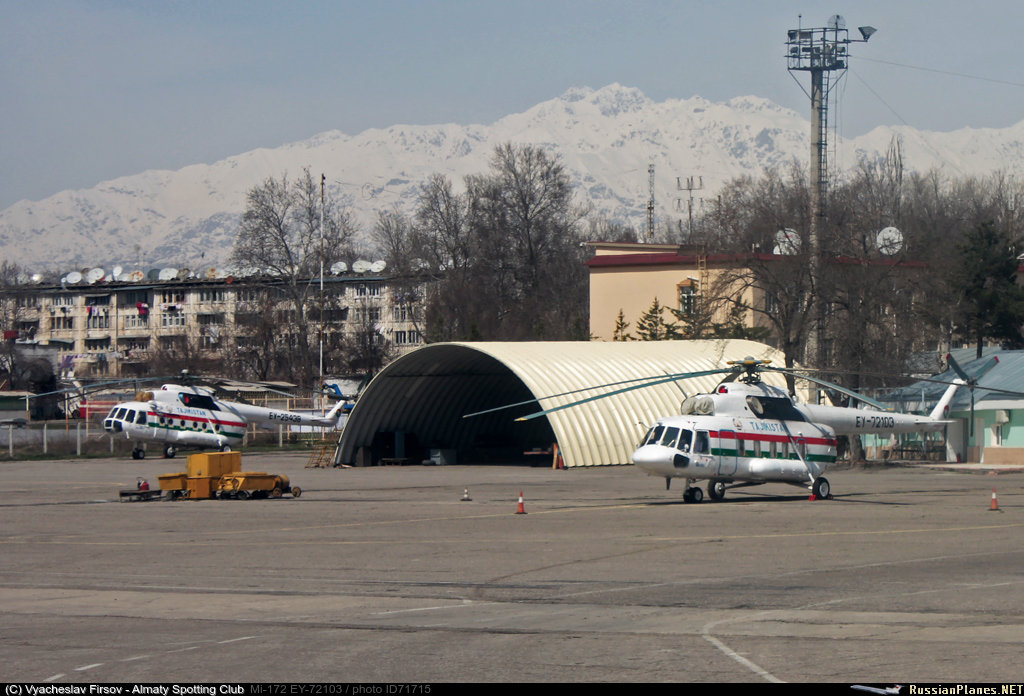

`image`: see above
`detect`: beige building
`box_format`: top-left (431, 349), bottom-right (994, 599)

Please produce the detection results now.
top-left (586, 242), bottom-right (771, 342)
top-left (2, 273), bottom-right (426, 379)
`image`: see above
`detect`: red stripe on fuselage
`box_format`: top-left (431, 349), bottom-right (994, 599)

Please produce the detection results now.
top-left (709, 430), bottom-right (837, 447)
top-left (148, 411), bottom-right (245, 428)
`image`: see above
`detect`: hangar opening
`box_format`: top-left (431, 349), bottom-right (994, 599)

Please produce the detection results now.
top-left (335, 340), bottom-right (786, 468)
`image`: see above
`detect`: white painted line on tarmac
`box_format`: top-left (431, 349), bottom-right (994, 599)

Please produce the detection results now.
top-left (44, 674), bottom-right (65, 682)
top-left (703, 634), bottom-right (785, 684)
top-left (119, 655), bottom-right (151, 662)
top-left (74, 663), bottom-right (103, 671)
top-left (217, 636), bottom-right (257, 643)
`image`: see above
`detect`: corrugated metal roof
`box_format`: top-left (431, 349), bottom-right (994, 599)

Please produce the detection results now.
top-left (881, 351), bottom-right (1024, 412)
top-left (337, 339), bottom-right (788, 467)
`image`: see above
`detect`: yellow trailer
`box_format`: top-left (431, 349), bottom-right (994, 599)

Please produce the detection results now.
top-left (216, 472), bottom-right (301, 500)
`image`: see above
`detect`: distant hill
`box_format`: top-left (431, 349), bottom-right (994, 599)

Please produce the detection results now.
top-left (3, 83), bottom-right (1023, 273)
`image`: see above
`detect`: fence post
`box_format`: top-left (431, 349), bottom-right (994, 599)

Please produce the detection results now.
top-left (43, 422), bottom-right (47, 455)
top-left (76, 423), bottom-right (82, 456)
top-left (278, 424), bottom-right (284, 448)
top-left (8, 424), bottom-right (12, 458)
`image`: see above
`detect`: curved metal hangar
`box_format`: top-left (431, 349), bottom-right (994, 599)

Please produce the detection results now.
top-left (336, 340), bottom-right (787, 468)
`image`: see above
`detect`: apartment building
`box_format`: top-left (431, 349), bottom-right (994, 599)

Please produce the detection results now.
top-left (2, 272), bottom-right (426, 378)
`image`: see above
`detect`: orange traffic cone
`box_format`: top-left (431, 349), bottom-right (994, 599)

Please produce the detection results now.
top-left (989, 487), bottom-right (1002, 512)
top-left (515, 491), bottom-right (527, 514)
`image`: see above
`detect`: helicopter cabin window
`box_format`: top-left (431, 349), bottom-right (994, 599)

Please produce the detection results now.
top-left (136, 410), bottom-right (147, 424)
top-left (769, 440), bottom-right (778, 458)
top-left (752, 439), bottom-right (762, 457)
top-left (178, 393), bottom-right (219, 411)
top-left (693, 431), bottom-right (710, 454)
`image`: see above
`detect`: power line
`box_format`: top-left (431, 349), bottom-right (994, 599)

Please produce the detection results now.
top-left (859, 57), bottom-right (1024, 89)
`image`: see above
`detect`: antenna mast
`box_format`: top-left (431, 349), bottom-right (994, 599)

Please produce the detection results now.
top-left (646, 164), bottom-right (655, 241)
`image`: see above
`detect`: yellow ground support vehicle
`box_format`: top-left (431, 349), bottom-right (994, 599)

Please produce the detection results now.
top-left (215, 472), bottom-right (301, 500)
top-left (154, 452), bottom-right (301, 501)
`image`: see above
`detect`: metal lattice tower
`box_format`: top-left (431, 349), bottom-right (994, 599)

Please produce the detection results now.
top-left (786, 15), bottom-right (875, 367)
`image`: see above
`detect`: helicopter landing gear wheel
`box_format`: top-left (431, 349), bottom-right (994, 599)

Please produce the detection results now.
top-left (220, 445), bottom-right (232, 453)
top-left (708, 480), bottom-right (726, 501)
top-left (132, 448), bottom-right (145, 460)
top-left (812, 477), bottom-right (831, 500)
top-left (163, 444), bottom-right (176, 459)
top-left (683, 487), bottom-right (703, 504)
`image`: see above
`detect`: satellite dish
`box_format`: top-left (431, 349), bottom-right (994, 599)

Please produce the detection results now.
top-left (117, 272), bottom-right (131, 282)
top-left (330, 261), bottom-right (348, 275)
top-left (215, 269), bottom-right (229, 279)
top-left (112, 265), bottom-right (123, 278)
top-left (828, 14), bottom-right (846, 30)
top-left (129, 270), bottom-right (145, 282)
top-left (146, 268), bottom-right (161, 280)
top-left (158, 268), bottom-right (178, 281)
top-left (86, 268), bottom-right (105, 284)
top-left (774, 229), bottom-right (801, 255)
top-left (30, 273), bottom-right (43, 283)
top-left (66, 271), bottom-right (83, 284)
top-left (876, 227), bottom-right (904, 255)
top-left (352, 260), bottom-right (371, 274)
top-left (370, 260), bottom-right (387, 273)
top-left (176, 268), bottom-right (190, 280)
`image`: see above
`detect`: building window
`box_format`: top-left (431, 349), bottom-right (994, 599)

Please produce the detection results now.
top-left (162, 313), bottom-right (186, 327)
top-left (85, 338), bottom-right (111, 352)
top-left (198, 289), bottom-right (225, 303)
top-left (356, 284), bottom-right (381, 297)
top-left (197, 313), bottom-right (225, 326)
top-left (52, 316), bottom-right (74, 330)
top-left (678, 282), bottom-right (698, 317)
top-left (87, 314), bottom-right (110, 329)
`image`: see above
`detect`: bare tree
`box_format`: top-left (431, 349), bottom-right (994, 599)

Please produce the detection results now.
top-left (231, 168), bottom-right (358, 387)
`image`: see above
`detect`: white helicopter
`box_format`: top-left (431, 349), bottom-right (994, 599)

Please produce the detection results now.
top-left (102, 380), bottom-right (348, 459)
top-left (514, 356), bottom-right (992, 503)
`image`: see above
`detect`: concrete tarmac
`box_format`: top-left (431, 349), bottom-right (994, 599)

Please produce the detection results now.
top-left (1, 453), bottom-right (1022, 683)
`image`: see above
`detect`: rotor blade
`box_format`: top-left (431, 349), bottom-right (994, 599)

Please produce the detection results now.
top-left (768, 368), bottom-right (892, 411)
top-left (29, 375), bottom-right (175, 399)
top-left (514, 368), bottom-right (735, 422)
top-left (463, 369), bottom-right (730, 419)
top-left (972, 356), bottom-right (1000, 382)
top-left (945, 354), bottom-right (972, 384)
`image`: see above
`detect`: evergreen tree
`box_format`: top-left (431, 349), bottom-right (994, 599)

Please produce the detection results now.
top-left (955, 220), bottom-right (1024, 357)
top-left (634, 298), bottom-right (682, 341)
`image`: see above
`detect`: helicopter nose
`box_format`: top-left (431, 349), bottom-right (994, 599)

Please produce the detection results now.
top-left (632, 445), bottom-right (676, 471)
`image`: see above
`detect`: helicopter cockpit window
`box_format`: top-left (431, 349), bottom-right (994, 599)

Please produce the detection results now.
top-left (114, 407), bottom-right (127, 420)
top-left (178, 393), bottom-right (219, 411)
top-left (677, 429), bottom-right (693, 452)
top-left (642, 426), bottom-right (666, 447)
top-left (125, 409), bottom-right (136, 423)
top-left (659, 427), bottom-right (680, 448)
top-left (136, 410), bottom-right (147, 424)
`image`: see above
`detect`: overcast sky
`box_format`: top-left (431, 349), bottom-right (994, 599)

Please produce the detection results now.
top-left (3, 0), bottom-right (1024, 211)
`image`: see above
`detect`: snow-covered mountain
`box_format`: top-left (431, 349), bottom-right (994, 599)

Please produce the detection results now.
top-left (3, 83), bottom-right (1024, 272)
